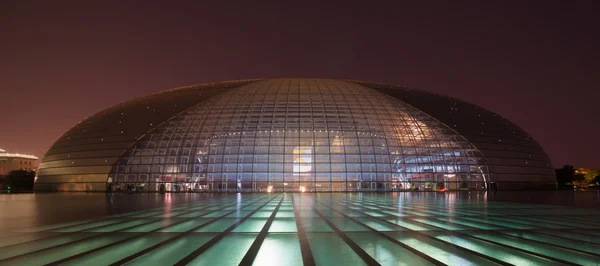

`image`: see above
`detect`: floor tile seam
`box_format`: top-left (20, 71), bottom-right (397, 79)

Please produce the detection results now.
top-left (395, 216), bottom-right (584, 266)
top-left (170, 194), bottom-right (284, 266)
top-left (329, 201), bottom-right (513, 266)
top-left (290, 195), bottom-right (316, 266)
top-left (333, 201), bottom-right (582, 264)
top-left (497, 230), bottom-right (600, 251)
top-left (12, 200), bottom-right (214, 234)
top-left (449, 232), bottom-right (594, 265)
top-left (52, 216), bottom-right (168, 233)
top-left (0, 232), bottom-right (65, 249)
top-left (453, 216), bottom-right (559, 229)
top-left (317, 200), bottom-right (446, 266)
top-left (557, 229), bottom-right (600, 241)
top-left (103, 194), bottom-right (280, 266)
top-left (339, 200), bottom-right (479, 216)
top-left (340, 210), bottom-right (582, 219)
top-left (18, 195), bottom-right (270, 266)
top-left (339, 213), bottom-right (504, 219)
top-left (343, 200), bottom-right (492, 212)
top-left (431, 212), bottom-right (600, 219)
top-left (507, 215), bottom-right (600, 226)
top-left (464, 230), bottom-right (600, 258)
top-left (311, 205), bottom-right (382, 266)
top-left (73, 199), bottom-right (257, 232)
top-left (87, 201), bottom-right (197, 218)
top-left (395, 211), bottom-right (600, 257)
top-left (448, 212), bottom-right (597, 222)
top-left (340, 206), bottom-right (456, 231)
top-left (394, 214), bottom-right (597, 256)
top-left (399, 206), bottom-right (558, 216)
top-left (0, 198), bottom-right (260, 263)
top-left (432, 217), bottom-right (520, 230)
top-left (44, 200), bottom-right (209, 230)
top-left (13, 217), bottom-right (117, 234)
top-left (455, 215), bottom-right (600, 231)
top-left (490, 217), bottom-right (600, 230)
top-left (476, 211), bottom-right (599, 217)
top-left (238, 196), bottom-right (286, 266)
top-left (0, 196), bottom-right (263, 251)
top-left (432, 216), bottom-right (534, 229)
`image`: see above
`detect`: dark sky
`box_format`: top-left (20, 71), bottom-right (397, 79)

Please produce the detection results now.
top-left (1, 1), bottom-right (598, 168)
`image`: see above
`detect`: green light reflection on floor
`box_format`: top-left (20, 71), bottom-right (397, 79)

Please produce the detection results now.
top-left (0, 193), bottom-right (599, 266)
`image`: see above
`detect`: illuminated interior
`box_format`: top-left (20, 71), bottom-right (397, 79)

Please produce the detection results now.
top-left (109, 79), bottom-right (490, 192)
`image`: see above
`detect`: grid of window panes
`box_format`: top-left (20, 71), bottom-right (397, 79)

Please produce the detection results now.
top-left (110, 79), bottom-right (491, 192)
top-left (356, 81), bottom-right (556, 190)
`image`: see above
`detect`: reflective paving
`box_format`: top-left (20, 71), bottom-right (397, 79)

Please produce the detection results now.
top-left (0, 193), bottom-right (599, 265)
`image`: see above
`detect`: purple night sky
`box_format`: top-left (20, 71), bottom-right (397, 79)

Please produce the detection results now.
top-left (1, 1), bottom-right (598, 168)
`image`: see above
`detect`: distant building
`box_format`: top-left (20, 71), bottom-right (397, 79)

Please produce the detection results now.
top-left (0, 148), bottom-right (38, 175)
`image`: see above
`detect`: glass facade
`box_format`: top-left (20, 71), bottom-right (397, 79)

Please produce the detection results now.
top-left (35, 80), bottom-right (255, 191)
top-left (357, 81), bottom-right (556, 189)
top-left (110, 79), bottom-right (491, 192)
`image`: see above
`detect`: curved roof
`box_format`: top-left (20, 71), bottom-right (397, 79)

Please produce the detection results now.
top-left (36, 80), bottom-right (258, 191)
top-left (35, 78), bottom-right (555, 191)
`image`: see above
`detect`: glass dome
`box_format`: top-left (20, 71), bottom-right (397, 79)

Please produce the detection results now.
top-left (110, 79), bottom-right (490, 192)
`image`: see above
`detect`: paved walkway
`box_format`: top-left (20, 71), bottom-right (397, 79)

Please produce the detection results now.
top-left (0, 193), bottom-right (599, 265)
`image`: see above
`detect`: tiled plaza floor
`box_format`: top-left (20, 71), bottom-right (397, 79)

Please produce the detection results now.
top-left (0, 193), bottom-right (599, 265)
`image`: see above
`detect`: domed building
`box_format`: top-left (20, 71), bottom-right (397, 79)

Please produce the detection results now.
top-left (35, 79), bottom-right (555, 192)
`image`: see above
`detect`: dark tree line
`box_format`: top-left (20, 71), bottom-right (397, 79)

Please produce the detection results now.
top-left (0, 170), bottom-right (36, 191)
top-left (556, 165), bottom-right (600, 188)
